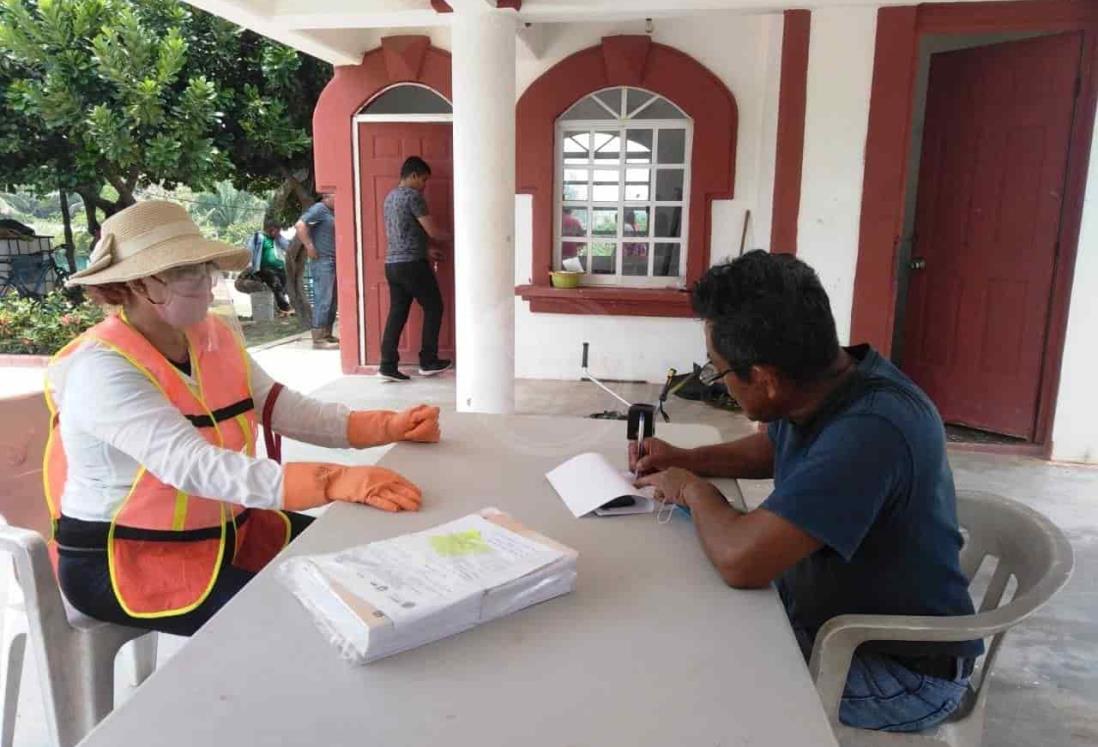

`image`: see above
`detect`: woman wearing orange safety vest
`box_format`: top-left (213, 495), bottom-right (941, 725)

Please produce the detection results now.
top-left (46, 200), bottom-right (440, 636)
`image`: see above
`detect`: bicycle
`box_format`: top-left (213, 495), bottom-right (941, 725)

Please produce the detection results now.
top-left (0, 246), bottom-right (74, 301)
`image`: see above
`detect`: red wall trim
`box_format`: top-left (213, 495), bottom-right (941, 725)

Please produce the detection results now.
top-left (917, 0), bottom-right (1096, 32)
top-left (852, 0), bottom-right (1098, 452)
top-left (312, 36), bottom-right (452, 373)
top-left (770, 10), bottom-right (811, 255)
top-left (515, 285), bottom-right (693, 317)
top-left (515, 35), bottom-right (737, 317)
top-left (850, 6), bottom-right (918, 355)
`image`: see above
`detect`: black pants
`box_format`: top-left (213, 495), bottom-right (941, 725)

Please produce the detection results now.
top-left (255, 267), bottom-right (290, 311)
top-left (57, 511), bottom-right (314, 637)
top-left (381, 259), bottom-right (444, 370)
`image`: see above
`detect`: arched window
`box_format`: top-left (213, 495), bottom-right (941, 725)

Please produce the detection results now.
top-left (362, 84), bottom-right (452, 115)
top-left (556, 87), bottom-right (692, 287)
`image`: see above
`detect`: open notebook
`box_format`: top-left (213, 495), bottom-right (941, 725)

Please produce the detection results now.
top-left (546, 452), bottom-right (660, 517)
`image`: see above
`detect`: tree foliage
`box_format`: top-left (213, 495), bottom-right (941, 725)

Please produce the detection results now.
top-left (0, 0), bottom-right (329, 229)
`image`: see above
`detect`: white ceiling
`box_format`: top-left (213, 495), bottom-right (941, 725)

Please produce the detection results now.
top-left (181, 0), bottom-right (1004, 65)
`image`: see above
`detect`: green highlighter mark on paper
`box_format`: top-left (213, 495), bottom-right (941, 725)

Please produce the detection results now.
top-left (430, 529), bottom-right (492, 557)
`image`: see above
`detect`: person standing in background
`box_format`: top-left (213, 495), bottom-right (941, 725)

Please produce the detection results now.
top-left (379, 157), bottom-right (451, 382)
top-left (295, 193), bottom-right (339, 350)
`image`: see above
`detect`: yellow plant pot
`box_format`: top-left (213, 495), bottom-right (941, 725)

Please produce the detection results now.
top-left (550, 271), bottom-right (583, 289)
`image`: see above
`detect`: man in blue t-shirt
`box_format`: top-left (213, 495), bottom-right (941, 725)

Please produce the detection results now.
top-left (634, 251), bottom-right (982, 734)
top-left (294, 193), bottom-right (339, 349)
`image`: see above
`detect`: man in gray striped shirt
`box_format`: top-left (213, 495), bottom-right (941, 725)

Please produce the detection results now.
top-left (379, 156), bottom-right (451, 381)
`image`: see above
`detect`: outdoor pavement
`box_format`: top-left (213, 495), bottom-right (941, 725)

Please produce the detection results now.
top-left (0, 335), bottom-right (1095, 746)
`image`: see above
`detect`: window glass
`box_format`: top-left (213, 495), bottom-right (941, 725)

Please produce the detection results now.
top-left (590, 242), bottom-right (617, 275)
top-left (655, 169), bottom-right (684, 202)
top-left (362, 85), bottom-right (451, 114)
top-left (561, 207), bottom-right (588, 237)
top-left (555, 89), bottom-right (690, 284)
top-left (653, 243), bottom-right (680, 277)
top-left (625, 130), bottom-right (653, 164)
top-left (657, 129), bottom-right (686, 164)
top-left (595, 88), bottom-right (624, 116)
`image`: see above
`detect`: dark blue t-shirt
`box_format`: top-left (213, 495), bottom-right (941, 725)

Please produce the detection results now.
top-left (763, 345), bottom-right (983, 659)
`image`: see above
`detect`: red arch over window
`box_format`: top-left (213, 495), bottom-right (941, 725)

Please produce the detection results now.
top-left (516, 35), bottom-right (737, 316)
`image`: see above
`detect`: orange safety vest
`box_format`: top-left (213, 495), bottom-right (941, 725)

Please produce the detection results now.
top-left (43, 313), bottom-right (291, 619)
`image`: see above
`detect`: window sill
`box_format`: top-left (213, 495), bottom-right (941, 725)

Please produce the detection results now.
top-left (514, 284), bottom-right (695, 317)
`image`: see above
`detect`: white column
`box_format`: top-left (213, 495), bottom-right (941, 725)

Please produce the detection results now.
top-left (796, 7), bottom-right (877, 344)
top-left (1051, 97), bottom-right (1098, 463)
top-left (451, 3), bottom-right (517, 413)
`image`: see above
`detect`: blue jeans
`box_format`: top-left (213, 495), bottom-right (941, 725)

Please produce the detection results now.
top-left (841, 651), bottom-right (969, 732)
top-left (795, 628), bottom-right (969, 732)
top-left (310, 256), bottom-right (338, 328)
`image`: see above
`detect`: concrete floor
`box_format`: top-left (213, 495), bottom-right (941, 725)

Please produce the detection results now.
top-left (1, 336), bottom-right (1095, 745)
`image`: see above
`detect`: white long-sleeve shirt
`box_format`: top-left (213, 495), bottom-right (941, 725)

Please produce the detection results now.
top-left (49, 342), bottom-right (351, 522)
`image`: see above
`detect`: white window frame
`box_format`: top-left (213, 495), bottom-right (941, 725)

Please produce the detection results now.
top-left (553, 87), bottom-right (693, 288)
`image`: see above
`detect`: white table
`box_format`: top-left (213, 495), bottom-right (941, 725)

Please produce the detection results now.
top-left (80, 413), bottom-right (837, 747)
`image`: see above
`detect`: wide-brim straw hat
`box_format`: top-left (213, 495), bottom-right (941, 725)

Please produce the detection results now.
top-left (67, 200), bottom-right (250, 286)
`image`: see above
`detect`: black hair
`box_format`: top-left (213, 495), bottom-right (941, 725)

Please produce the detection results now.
top-left (400, 156), bottom-right (431, 179)
top-left (691, 250), bottom-right (840, 384)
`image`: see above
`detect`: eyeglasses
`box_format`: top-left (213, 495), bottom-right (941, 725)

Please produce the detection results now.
top-left (698, 359), bottom-right (733, 386)
top-left (152, 262), bottom-right (218, 297)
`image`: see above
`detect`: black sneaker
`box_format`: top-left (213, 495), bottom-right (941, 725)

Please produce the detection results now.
top-left (418, 359), bottom-right (453, 376)
top-left (378, 369), bottom-right (411, 382)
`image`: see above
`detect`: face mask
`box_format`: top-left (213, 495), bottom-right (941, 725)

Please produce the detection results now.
top-left (154, 293), bottom-right (210, 328)
top-left (143, 263), bottom-right (216, 329)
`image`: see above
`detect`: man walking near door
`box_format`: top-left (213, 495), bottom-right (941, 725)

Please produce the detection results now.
top-left (295, 193), bottom-right (339, 350)
top-left (379, 156), bottom-right (452, 382)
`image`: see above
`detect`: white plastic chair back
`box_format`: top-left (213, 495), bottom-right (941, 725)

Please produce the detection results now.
top-left (810, 490), bottom-right (1074, 747)
top-left (0, 391), bottom-right (157, 747)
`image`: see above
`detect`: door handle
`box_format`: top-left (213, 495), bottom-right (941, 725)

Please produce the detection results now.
top-left (909, 257), bottom-right (927, 271)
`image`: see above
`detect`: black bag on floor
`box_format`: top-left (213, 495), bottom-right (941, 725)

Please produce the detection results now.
top-left (673, 363), bottom-right (739, 411)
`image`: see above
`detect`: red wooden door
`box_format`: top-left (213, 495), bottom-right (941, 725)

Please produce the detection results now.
top-left (901, 33), bottom-right (1082, 438)
top-left (358, 122), bottom-right (455, 365)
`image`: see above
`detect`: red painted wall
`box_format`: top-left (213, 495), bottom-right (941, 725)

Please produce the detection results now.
top-left (770, 10), bottom-right (810, 255)
top-left (312, 36), bottom-right (452, 373)
top-left (515, 36), bottom-right (737, 303)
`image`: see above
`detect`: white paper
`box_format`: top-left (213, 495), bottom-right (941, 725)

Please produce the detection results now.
top-left (562, 257), bottom-right (583, 273)
top-left (546, 452), bottom-right (653, 518)
top-left (309, 514), bottom-right (565, 625)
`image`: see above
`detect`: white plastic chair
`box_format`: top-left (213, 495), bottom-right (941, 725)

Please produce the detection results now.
top-left (809, 489), bottom-right (1074, 747)
top-left (0, 391), bottom-right (157, 747)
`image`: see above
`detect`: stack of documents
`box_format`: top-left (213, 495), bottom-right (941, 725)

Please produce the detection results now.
top-left (279, 508), bottom-right (578, 664)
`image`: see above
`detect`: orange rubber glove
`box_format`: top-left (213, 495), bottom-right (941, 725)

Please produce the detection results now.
top-left (346, 405), bottom-right (441, 448)
top-left (282, 462), bottom-right (422, 512)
